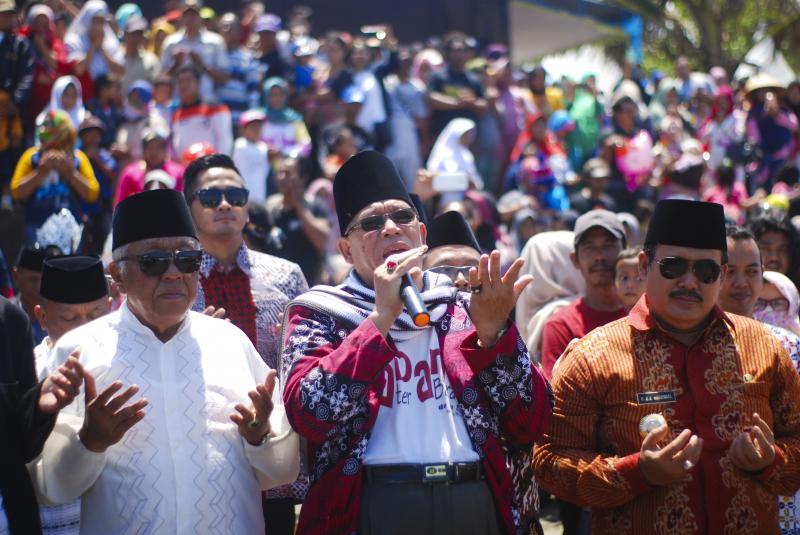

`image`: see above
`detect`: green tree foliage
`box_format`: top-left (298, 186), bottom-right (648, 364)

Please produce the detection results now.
top-left (609, 0), bottom-right (800, 75)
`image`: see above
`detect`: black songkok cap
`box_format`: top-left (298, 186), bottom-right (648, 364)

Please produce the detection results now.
top-left (112, 189), bottom-right (197, 250)
top-left (40, 255), bottom-right (108, 304)
top-left (333, 151), bottom-right (413, 235)
top-left (16, 247), bottom-right (61, 271)
top-left (426, 211), bottom-right (481, 253)
top-left (644, 199), bottom-right (727, 252)
top-left (409, 193), bottom-right (429, 227)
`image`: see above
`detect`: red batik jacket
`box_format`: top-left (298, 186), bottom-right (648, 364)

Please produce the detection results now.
top-left (281, 287), bottom-right (552, 535)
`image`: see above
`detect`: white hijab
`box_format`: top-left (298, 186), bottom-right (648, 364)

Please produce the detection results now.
top-left (515, 230), bottom-right (584, 364)
top-left (65, 0), bottom-right (120, 78)
top-left (426, 118), bottom-right (483, 190)
top-left (36, 76), bottom-right (85, 134)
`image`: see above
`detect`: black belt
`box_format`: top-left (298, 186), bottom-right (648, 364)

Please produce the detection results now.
top-left (363, 462), bottom-right (484, 485)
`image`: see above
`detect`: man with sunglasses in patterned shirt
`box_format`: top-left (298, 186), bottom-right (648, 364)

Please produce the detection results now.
top-left (534, 199), bottom-right (800, 534)
top-left (183, 153), bottom-right (310, 533)
top-left (31, 189), bottom-right (299, 534)
top-left (281, 151), bottom-right (552, 535)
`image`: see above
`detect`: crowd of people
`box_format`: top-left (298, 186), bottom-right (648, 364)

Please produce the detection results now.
top-left (3, 0), bottom-right (800, 535)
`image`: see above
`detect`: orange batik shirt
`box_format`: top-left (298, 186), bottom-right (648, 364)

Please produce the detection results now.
top-left (533, 296), bottom-right (800, 534)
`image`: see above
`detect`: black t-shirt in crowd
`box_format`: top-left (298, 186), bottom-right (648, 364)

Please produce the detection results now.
top-left (427, 67), bottom-right (484, 136)
top-left (265, 200), bottom-right (328, 286)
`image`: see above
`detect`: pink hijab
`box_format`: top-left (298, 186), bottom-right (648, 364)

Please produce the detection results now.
top-left (754, 271), bottom-right (800, 337)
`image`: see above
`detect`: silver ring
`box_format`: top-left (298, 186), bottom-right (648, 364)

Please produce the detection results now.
top-left (471, 284), bottom-right (483, 295)
top-left (683, 460), bottom-right (694, 471)
top-left (247, 418), bottom-right (260, 429)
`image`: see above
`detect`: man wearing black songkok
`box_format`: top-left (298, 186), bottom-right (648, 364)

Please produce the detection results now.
top-left (423, 210), bottom-right (481, 292)
top-left (282, 150), bottom-right (553, 534)
top-left (12, 247), bottom-right (61, 344)
top-left (534, 199), bottom-right (800, 534)
top-left (29, 189), bottom-right (299, 534)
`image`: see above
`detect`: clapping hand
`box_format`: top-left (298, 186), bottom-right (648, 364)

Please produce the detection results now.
top-left (639, 425), bottom-right (703, 486)
top-left (729, 413), bottom-right (776, 473)
top-left (468, 251), bottom-right (533, 347)
top-left (231, 370), bottom-right (277, 446)
top-left (38, 349), bottom-right (84, 415)
top-left (78, 370), bottom-right (148, 453)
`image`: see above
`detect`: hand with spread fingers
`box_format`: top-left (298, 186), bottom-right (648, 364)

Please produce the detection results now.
top-left (39, 349), bottom-right (85, 415)
top-left (729, 413), bottom-right (776, 473)
top-left (468, 250), bottom-right (534, 347)
top-left (369, 245), bottom-right (427, 338)
top-left (231, 369), bottom-right (277, 446)
top-left (79, 370), bottom-right (148, 453)
top-left (639, 425), bottom-right (703, 486)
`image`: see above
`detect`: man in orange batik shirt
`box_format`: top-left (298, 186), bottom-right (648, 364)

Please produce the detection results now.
top-left (534, 199), bottom-right (800, 534)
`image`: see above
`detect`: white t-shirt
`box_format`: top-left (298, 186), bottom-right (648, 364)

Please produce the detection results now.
top-left (363, 327), bottom-right (479, 465)
top-left (232, 137), bottom-right (270, 203)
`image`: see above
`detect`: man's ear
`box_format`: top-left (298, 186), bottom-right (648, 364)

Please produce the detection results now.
top-left (34, 304), bottom-right (46, 330)
top-left (337, 237), bottom-right (354, 264)
top-left (638, 251), bottom-right (649, 279)
top-left (108, 261), bottom-right (125, 293)
top-left (569, 251), bottom-right (579, 270)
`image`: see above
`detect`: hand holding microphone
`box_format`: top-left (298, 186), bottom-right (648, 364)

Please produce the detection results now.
top-left (369, 246), bottom-right (429, 338)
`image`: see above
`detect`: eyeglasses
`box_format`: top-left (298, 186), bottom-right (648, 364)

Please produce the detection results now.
top-left (428, 265), bottom-right (475, 280)
top-left (193, 187), bottom-right (249, 208)
top-left (657, 256), bottom-right (722, 284)
top-left (345, 208), bottom-right (417, 236)
top-left (754, 297), bottom-right (790, 313)
top-left (118, 250), bottom-right (203, 277)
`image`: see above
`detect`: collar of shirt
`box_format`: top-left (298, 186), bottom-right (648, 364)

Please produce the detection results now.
top-left (199, 244), bottom-right (251, 278)
top-left (120, 300), bottom-right (191, 341)
top-left (627, 294), bottom-right (734, 336)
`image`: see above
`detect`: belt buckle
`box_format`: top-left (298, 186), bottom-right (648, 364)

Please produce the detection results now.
top-left (422, 463), bottom-right (449, 484)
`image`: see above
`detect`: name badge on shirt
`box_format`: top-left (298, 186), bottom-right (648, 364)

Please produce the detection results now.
top-left (636, 391), bottom-right (677, 405)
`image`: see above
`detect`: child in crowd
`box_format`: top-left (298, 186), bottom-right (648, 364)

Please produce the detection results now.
top-left (614, 247), bottom-right (645, 311)
top-left (232, 109), bottom-right (270, 203)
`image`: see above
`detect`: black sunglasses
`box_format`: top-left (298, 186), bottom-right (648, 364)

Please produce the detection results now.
top-left (193, 187), bottom-right (249, 208)
top-left (118, 250), bottom-right (203, 277)
top-left (346, 208), bottom-right (417, 235)
top-left (428, 265), bottom-right (474, 280)
top-left (657, 256), bottom-right (722, 284)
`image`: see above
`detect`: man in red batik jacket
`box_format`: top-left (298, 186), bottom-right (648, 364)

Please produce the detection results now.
top-left (281, 150), bottom-right (552, 535)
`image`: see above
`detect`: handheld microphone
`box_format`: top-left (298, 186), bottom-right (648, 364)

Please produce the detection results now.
top-left (400, 273), bottom-right (430, 327)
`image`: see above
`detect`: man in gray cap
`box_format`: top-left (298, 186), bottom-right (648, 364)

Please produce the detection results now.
top-left (31, 189), bottom-right (298, 534)
top-left (541, 209), bottom-right (627, 380)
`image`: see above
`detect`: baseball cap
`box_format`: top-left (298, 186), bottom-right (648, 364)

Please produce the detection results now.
top-left (254, 13), bottom-right (281, 33)
top-left (144, 169), bottom-right (177, 190)
top-left (183, 0), bottom-right (203, 13)
top-left (239, 109), bottom-right (266, 128)
top-left (124, 15), bottom-right (148, 33)
top-left (79, 116), bottom-right (106, 134)
top-left (573, 209), bottom-right (626, 249)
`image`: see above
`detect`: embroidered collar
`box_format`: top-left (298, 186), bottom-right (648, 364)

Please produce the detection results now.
top-left (199, 244), bottom-right (251, 278)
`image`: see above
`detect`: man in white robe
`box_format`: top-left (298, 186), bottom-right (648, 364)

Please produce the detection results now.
top-left (29, 189), bottom-right (299, 535)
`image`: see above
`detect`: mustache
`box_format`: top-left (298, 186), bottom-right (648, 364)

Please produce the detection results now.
top-left (590, 262), bottom-right (614, 272)
top-left (669, 289), bottom-right (703, 302)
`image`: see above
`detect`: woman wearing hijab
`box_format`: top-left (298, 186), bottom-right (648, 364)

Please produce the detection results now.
top-left (260, 77), bottom-right (312, 160)
top-left (11, 110), bottom-right (99, 246)
top-left (20, 4), bottom-right (73, 124)
top-left (514, 230), bottom-right (585, 364)
top-left (698, 86), bottom-right (744, 173)
top-left (754, 270), bottom-right (800, 337)
top-left (65, 0), bottom-right (123, 100)
top-left (147, 19), bottom-right (176, 58)
top-left (35, 76), bottom-right (86, 142)
top-left (426, 117), bottom-right (483, 192)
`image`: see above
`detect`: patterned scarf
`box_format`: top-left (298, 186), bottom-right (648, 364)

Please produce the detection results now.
top-left (291, 269), bottom-right (457, 342)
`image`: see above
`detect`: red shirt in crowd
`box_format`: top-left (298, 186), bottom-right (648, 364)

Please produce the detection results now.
top-left (541, 297), bottom-right (626, 379)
